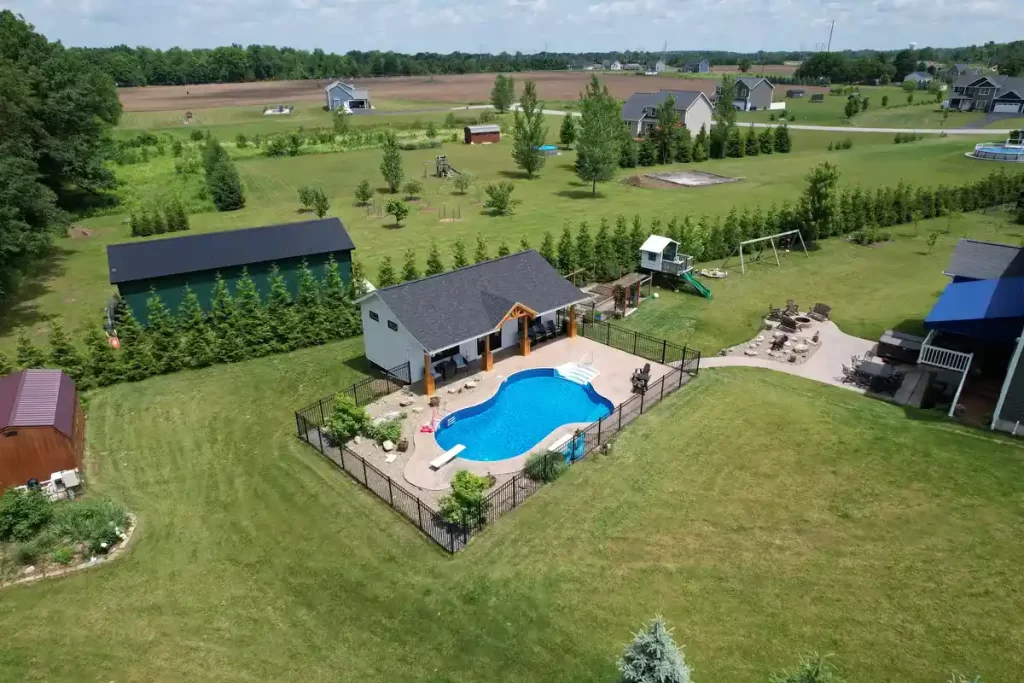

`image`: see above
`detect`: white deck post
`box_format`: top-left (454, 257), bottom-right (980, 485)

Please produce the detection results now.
top-left (948, 354), bottom-right (973, 418)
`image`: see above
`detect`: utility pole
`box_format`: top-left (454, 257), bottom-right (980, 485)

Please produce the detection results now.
top-left (826, 20), bottom-right (835, 53)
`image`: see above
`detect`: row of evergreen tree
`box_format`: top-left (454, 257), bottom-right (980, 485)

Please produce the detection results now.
top-left (129, 199), bottom-right (191, 237)
top-left (619, 123), bottom-right (791, 169)
top-left (2, 257), bottom-right (363, 389)
top-left (202, 137), bottom-right (246, 212)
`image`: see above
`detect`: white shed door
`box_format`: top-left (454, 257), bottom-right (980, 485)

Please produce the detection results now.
top-left (994, 102), bottom-right (1022, 113)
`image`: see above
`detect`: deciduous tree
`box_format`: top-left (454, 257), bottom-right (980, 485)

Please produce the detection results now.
top-left (490, 73), bottom-right (515, 113)
top-left (355, 179), bottom-right (373, 205)
top-left (380, 132), bottom-right (404, 192)
top-left (511, 81), bottom-right (547, 178)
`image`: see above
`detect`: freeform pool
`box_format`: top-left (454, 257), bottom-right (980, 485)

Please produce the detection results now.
top-left (434, 368), bottom-right (613, 462)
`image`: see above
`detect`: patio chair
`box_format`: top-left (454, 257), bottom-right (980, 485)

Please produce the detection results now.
top-left (430, 364), bottom-right (442, 382)
top-left (544, 320), bottom-right (558, 339)
top-left (454, 354), bottom-right (468, 371)
top-left (808, 303), bottom-right (832, 322)
top-left (850, 355), bottom-right (862, 368)
top-left (527, 322), bottom-right (544, 344)
top-left (785, 299), bottom-right (799, 316)
top-left (631, 363), bottom-right (651, 394)
top-left (767, 305), bottom-right (783, 321)
top-left (779, 316), bottom-right (799, 334)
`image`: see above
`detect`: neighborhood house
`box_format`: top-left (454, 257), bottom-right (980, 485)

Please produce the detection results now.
top-left (903, 71), bottom-right (935, 88)
top-left (715, 77), bottom-right (776, 111)
top-left (107, 217), bottom-right (355, 324)
top-left (621, 90), bottom-right (714, 137)
top-left (324, 81), bottom-right (371, 112)
top-left (948, 73), bottom-right (1024, 114)
top-left (356, 251), bottom-right (590, 395)
top-left (683, 59), bottom-right (710, 73)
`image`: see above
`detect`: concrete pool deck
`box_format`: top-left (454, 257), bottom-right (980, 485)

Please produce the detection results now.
top-left (347, 336), bottom-right (670, 496)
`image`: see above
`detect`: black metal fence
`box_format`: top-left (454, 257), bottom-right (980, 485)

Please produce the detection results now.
top-left (292, 330), bottom-right (701, 554)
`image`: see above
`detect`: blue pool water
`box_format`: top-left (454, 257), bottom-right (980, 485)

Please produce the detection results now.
top-left (538, 144), bottom-right (557, 151)
top-left (434, 368), bottom-right (613, 461)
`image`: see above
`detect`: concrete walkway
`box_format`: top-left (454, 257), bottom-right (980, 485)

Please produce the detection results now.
top-left (701, 320), bottom-right (874, 392)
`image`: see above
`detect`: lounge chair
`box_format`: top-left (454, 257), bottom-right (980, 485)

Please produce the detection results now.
top-left (785, 299), bottom-right (799, 316)
top-left (631, 363), bottom-right (651, 393)
top-left (528, 322), bottom-right (545, 343)
top-left (779, 315), bottom-right (799, 334)
top-left (809, 303), bottom-right (831, 322)
top-left (544, 320), bottom-right (558, 339)
top-left (454, 354), bottom-right (468, 371)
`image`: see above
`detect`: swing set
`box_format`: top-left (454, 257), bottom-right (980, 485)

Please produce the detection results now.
top-left (721, 229), bottom-right (809, 275)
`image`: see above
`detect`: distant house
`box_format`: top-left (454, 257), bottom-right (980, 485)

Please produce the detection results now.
top-left (948, 73), bottom-right (1024, 114)
top-left (786, 89), bottom-right (806, 98)
top-left (943, 63), bottom-right (983, 82)
top-left (0, 370), bottom-right (84, 491)
top-left (622, 63), bottom-right (643, 71)
top-left (621, 90), bottom-right (714, 136)
top-left (464, 124), bottom-right (501, 144)
top-left (716, 77), bottom-right (775, 111)
top-left (324, 81), bottom-right (370, 112)
top-left (903, 71), bottom-right (934, 89)
top-left (610, 60), bottom-right (622, 71)
top-left (654, 59), bottom-right (667, 73)
top-left (810, 93), bottom-right (825, 103)
top-left (107, 218), bottom-right (356, 324)
top-left (683, 59), bottom-right (710, 74)
top-left (584, 62), bottom-right (604, 71)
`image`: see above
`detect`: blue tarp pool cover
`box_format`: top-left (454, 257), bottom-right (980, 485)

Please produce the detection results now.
top-left (925, 277), bottom-right (1024, 342)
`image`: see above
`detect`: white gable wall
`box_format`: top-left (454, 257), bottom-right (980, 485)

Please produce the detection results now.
top-left (683, 95), bottom-right (713, 134)
top-left (360, 295), bottom-right (425, 382)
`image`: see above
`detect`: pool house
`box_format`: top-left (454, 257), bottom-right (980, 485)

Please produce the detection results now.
top-left (356, 251), bottom-right (591, 395)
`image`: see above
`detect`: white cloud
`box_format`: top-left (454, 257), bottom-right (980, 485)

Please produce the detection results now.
top-left (0, 0), bottom-right (1020, 52)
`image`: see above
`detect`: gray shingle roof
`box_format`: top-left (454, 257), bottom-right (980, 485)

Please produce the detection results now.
top-left (365, 251), bottom-right (589, 352)
top-left (952, 73), bottom-right (1024, 98)
top-left (945, 239), bottom-right (1024, 280)
top-left (905, 71), bottom-right (933, 81)
top-left (107, 218), bottom-right (355, 284)
top-left (622, 90), bottom-right (704, 122)
top-left (737, 77), bottom-right (773, 90)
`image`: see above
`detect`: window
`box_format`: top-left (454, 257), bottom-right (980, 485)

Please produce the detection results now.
top-left (978, 88), bottom-right (992, 95)
top-left (387, 320), bottom-right (398, 331)
top-left (431, 346), bottom-right (459, 363)
top-left (646, 251), bottom-right (657, 262)
top-left (368, 310), bottom-right (379, 322)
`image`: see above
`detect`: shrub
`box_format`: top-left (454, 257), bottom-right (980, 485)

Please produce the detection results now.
top-left (444, 111), bottom-right (457, 127)
top-left (452, 172), bottom-right (473, 194)
top-left (882, 95), bottom-right (889, 107)
top-left (364, 417), bottom-right (402, 444)
top-left (190, 129), bottom-right (204, 141)
top-left (425, 121), bottom-right (438, 138)
top-left (478, 110), bottom-right (496, 124)
top-left (324, 393), bottom-right (369, 446)
top-left (769, 652), bottom-right (844, 683)
top-left (170, 139), bottom-right (183, 156)
top-left (524, 450), bottom-right (568, 483)
top-left (265, 136), bottom-right (288, 157)
top-left (398, 139), bottom-right (443, 151)
top-left (51, 546), bottom-right (75, 565)
top-left (618, 616), bottom-right (693, 683)
top-left (403, 179), bottom-right (423, 199)
top-left (387, 199), bottom-right (410, 226)
top-left (484, 181), bottom-right (519, 216)
top-left (850, 227), bottom-right (891, 245)
top-left (355, 179), bottom-right (373, 205)
top-left (50, 498), bottom-right (130, 554)
top-left (438, 470), bottom-right (490, 526)
top-left (0, 488), bottom-right (53, 542)
top-left (235, 133), bottom-right (248, 148)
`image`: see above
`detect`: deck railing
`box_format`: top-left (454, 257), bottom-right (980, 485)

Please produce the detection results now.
top-left (919, 330), bottom-right (974, 373)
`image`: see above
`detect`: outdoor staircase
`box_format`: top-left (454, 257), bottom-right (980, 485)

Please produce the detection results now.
top-left (556, 363), bottom-right (601, 385)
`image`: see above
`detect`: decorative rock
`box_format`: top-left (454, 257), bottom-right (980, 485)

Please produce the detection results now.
top-left (756, 335), bottom-right (765, 342)
top-left (744, 348), bottom-right (758, 356)
top-left (399, 397), bottom-right (414, 407)
top-left (465, 381), bottom-right (477, 389)
top-left (411, 406), bottom-right (424, 414)
top-left (382, 440), bottom-right (396, 452)
top-left (353, 435), bottom-right (362, 445)
top-left (22, 566), bottom-right (35, 575)
top-left (794, 343), bottom-right (810, 354)
top-left (385, 452), bottom-right (397, 464)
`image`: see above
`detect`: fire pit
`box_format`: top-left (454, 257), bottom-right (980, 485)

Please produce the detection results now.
top-left (795, 316), bottom-right (812, 324)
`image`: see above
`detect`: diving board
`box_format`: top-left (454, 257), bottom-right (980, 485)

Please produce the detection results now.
top-left (430, 444), bottom-right (464, 470)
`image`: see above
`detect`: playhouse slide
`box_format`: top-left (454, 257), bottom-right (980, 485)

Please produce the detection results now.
top-left (682, 272), bottom-right (712, 299)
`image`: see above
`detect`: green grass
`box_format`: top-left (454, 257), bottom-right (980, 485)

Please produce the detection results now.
top-left (0, 347), bottom-right (1021, 682)
top-left (618, 210), bottom-right (1022, 353)
top-left (1, 121), bottom-right (1008, 355)
top-left (853, 105), bottom-right (986, 129)
top-left (986, 116), bottom-right (1024, 130)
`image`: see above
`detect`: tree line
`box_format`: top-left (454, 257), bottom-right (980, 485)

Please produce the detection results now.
top-left (0, 11), bottom-right (121, 301)
top-left (1, 258), bottom-right (364, 389)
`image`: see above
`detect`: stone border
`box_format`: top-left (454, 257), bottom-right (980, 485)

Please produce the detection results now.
top-left (0, 513), bottom-right (138, 590)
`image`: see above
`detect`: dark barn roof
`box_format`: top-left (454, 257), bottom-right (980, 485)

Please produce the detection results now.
top-left (0, 370), bottom-right (78, 438)
top-left (944, 238), bottom-right (1024, 281)
top-left (363, 250), bottom-right (589, 352)
top-left (107, 217), bottom-right (355, 285)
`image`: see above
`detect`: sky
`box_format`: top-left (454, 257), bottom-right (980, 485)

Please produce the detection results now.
top-left (2, 0), bottom-right (1019, 53)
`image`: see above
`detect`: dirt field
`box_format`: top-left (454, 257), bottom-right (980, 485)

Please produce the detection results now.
top-left (711, 64), bottom-right (799, 75)
top-left (119, 71), bottom-right (733, 112)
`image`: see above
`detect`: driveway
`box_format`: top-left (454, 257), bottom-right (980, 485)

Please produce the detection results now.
top-left (955, 111), bottom-right (1023, 130)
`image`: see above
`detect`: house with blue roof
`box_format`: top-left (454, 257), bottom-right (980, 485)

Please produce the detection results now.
top-left (919, 238), bottom-right (1024, 433)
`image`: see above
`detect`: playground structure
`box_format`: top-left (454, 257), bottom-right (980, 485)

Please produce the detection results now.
top-left (722, 229), bottom-right (809, 275)
top-left (639, 235), bottom-right (712, 299)
top-left (430, 155), bottom-right (462, 179)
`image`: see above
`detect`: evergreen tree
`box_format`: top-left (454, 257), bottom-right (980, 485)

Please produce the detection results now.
top-left (557, 223), bottom-right (576, 275)
top-left (474, 234), bottom-right (489, 263)
top-left (629, 214), bottom-right (646, 258)
top-left (722, 208), bottom-right (741, 252)
top-left (559, 114), bottom-right (577, 148)
top-left (451, 239), bottom-right (469, 269)
top-left (518, 236), bottom-right (531, 252)
top-left (575, 75), bottom-right (622, 193)
top-left (47, 319), bottom-right (86, 385)
top-left (348, 258), bottom-right (368, 300)
top-left (725, 126), bottom-right (745, 158)
top-left (116, 300), bottom-right (156, 382)
top-left (674, 128), bottom-right (693, 162)
top-left (151, 209), bottom-right (167, 234)
top-left (380, 132), bottom-right (404, 193)
top-left (711, 74), bottom-right (738, 159)
top-left (136, 209), bottom-right (154, 237)
top-left (377, 257), bottom-right (398, 287)
top-left (15, 330), bottom-right (46, 369)
top-left (650, 94), bottom-right (680, 164)
top-left (745, 127), bottom-right (760, 156)
top-left (593, 218), bottom-right (613, 282)
top-left (130, 212), bottom-right (142, 237)
top-left (425, 241), bottom-right (446, 276)
top-left (0, 352), bottom-right (11, 376)
top-left (637, 138), bottom-right (656, 166)
top-left (208, 156), bottom-right (246, 211)
top-left (497, 241), bottom-right (511, 257)
top-left (295, 262), bottom-right (328, 346)
top-left (511, 80), bottom-right (547, 178)
top-left (320, 255), bottom-right (358, 339)
top-left (539, 231), bottom-right (556, 266)
top-left (401, 249), bottom-right (420, 281)
top-left (691, 137), bottom-right (708, 162)
top-left (612, 215), bottom-right (631, 275)
top-left (759, 127), bottom-right (775, 154)
top-left (209, 274), bottom-right (245, 361)
top-left (264, 267), bottom-right (299, 353)
top-left (802, 161), bottom-right (842, 240)
top-left (749, 206), bottom-right (766, 240)
top-left (234, 269), bottom-right (273, 357)
top-left (145, 291), bottom-right (184, 373)
top-left (617, 617), bottom-right (693, 683)
top-left (575, 221), bottom-right (595, 282)
top-left (774, 123), bottom-right (792, 153)
top-left (83, 326), bottom-right (121, 386)
top-left (166, 198), bottom-right (190, 231)
top-left (177, 287), bottom-right (215, 368)
top-left (619, 125), bottom-right (639, 168)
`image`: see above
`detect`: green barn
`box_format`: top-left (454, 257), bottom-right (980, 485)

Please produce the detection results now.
top-left (107, 217), bottom-right (356, 325)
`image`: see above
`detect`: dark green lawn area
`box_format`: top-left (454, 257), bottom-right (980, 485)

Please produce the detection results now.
top-left (0, 342), bottom-right (1021, 683)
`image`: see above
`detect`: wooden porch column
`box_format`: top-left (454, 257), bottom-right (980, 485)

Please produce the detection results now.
top-left (520, 316), bottom-right (531, 356)
top-left (423, 352), bottom-right (435, 396)
top-left (482, 334), bottom-right (494, 371)
top-left (568, 305), bottom-right (577, 338)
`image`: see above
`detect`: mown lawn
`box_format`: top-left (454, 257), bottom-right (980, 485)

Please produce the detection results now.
top-left (618, 209), bottom-right (1023, 353)
top-left (3, 118), bottom-right (1004, 354)
top-left (0, 350), bottom-right (1021, 682)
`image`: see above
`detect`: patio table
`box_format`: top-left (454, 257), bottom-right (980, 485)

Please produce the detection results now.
top-left (857, 361), bottom-right (893, 379)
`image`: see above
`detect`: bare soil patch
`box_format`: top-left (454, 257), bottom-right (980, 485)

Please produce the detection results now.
top-left (711, 64), bottom-right (799, 76)
top-left (623, 171), bottom-right (739, 190)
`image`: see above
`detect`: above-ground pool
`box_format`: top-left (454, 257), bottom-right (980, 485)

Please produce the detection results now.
top-left (434, 368), bottom-right (613, 461)
top-left (970, 143), bottom-right (1024, 162)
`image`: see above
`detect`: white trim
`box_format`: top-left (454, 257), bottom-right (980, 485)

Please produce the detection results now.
top-left (992, 327), bottom-right (1024, 429)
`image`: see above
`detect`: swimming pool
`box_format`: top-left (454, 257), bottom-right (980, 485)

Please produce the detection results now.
top-left (434, 368), bottom-right (613, 462)
top-left (970, 143), bottom-right (1024, 162)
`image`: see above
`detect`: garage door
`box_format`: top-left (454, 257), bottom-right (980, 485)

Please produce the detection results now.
top-left (994, 102), bottom-right (1023, 113)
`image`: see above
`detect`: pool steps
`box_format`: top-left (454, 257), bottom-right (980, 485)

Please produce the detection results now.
top-left (556, 363), bottom-right (601, 385)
